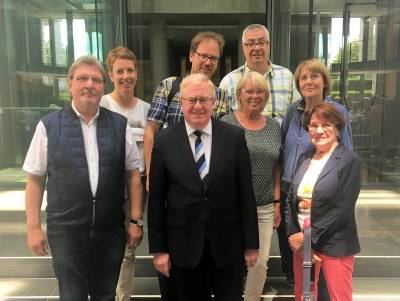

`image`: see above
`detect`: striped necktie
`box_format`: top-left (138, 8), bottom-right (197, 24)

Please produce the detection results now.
top-left (193, 130), bottom-right (208, 180)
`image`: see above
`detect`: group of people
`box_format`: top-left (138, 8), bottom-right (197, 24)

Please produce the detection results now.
top-left (23, 23), bottom-right (362, 301)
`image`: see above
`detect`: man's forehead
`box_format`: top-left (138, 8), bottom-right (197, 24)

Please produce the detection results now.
top-left (181, 83), bottom-right (213, 96)
top-left (197, 39), bottom-right (219, 51)
top-left (73, 65), bottom-right (102, 75)
top-left (244, 29), bottom-right (268, 40)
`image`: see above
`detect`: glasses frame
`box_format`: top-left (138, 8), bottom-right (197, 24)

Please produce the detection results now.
top-left (240, 89), bottom-right (266, 96)
top-left (243, 39), bottom-right (270, 49)
top-left (308, 123), bottom-right (335, 132)
top-left (193, 51), bottom-right (220, 64)
top-left (74, 75), bottom-right (104, 85)
top-left (181, 96), bottom-right (214, 106)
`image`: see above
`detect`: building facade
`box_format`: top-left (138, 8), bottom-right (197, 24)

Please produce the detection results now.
top-left (0, 0), bottom-right (399, 185)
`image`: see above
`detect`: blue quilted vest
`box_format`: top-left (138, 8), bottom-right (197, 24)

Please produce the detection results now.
top-left (42, 104), bottom-right (126, 230)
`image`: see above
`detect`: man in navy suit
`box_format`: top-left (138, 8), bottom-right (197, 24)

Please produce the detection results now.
top-left (148, 73), bottom-right (259, 301)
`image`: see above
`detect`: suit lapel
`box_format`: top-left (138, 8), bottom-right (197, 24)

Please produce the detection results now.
top-left (206, 119), bottom-right (223, 189)
top-left (293, 156), bottom-right (312, 190)
top-left (315, 143), bottom-right (344, 184)
top-left (176, 122), bottom-right (203, 186)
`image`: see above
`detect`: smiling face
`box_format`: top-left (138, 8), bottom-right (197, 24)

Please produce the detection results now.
top-left (180, 80), bottom-right (215, 130)
top-left (242, 28), bottom-right (270, 69)
top-left (109, 58), bottom-right (137, 95)
top-left (308, 114), bottom-right (339, 153)
top-left (189, 38), bottom-right (220, 78)
top-left (238, 80), bottom-right (267, 114)
top-left (299, 67), bottom-right (325, 101)
top-left (68, 64), bottom-right (105, 111)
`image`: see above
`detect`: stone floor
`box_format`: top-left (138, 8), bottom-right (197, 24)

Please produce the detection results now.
top-left (0, 185), bottom-right (399, 300)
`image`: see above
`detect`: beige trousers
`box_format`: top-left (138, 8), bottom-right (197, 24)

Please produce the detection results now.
top-left (244, 203), bottom-right (275, 301)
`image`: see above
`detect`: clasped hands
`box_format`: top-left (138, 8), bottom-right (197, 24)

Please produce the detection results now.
top-left (288, 232), bottom-right (321, 263)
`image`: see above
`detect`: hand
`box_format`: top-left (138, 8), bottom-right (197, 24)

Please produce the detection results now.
top-left (27, 227), bottom-right (49, 256)
top-left (273, 203), bottom-right (281, 229)
top-left (312, 251), bottom-right (322, 263)
top-left (153, 252), bottom-right (171, 277)
top-left (288, 232), bottom-right (304, 252)
top-left (127, 223), bottom-right (143, 248)
top-left (146, 175), bottom-right (150, 192)
top-left (244, 249), bottom-right (259, 268)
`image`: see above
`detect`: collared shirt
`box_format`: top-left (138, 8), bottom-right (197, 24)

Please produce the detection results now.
top-left (219, 61), bottom-right (301, 124)
top-left (23, 102), bottom-right (143, 196)
top-left (184, 120), bottom-right (212, 176)
top-left (147, 76), bottom-right (230, 127)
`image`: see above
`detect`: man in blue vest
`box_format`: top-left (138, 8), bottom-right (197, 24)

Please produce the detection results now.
top-left (23, 56), bottom-right (144, 301)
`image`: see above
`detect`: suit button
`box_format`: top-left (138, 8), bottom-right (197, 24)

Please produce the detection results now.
top-left (205, 197), bottom-right (208, 201)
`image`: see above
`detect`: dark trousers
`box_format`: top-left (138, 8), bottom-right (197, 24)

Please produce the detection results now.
top-left (47, 224), bottom-right (126, 301)
top-left (158, 273), bottom-right (178, 301)
top-left (277, 190), bottom-right (294, 276)
top-left (168, 239), bottom-right (244, 301)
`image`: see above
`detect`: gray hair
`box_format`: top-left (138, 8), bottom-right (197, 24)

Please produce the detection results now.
top-left (68, 55), bottom-right (106, 82)
top-left (242, 24), bottom-right (270, 43)
top-left (180, 73), bottom-right (215, 96)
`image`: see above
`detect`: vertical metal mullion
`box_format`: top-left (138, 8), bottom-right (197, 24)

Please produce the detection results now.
top-left (340, 1), bottom-right (350, 108)
top-left (66, 10), bottom-right (74, 65)
top-left (265, 0), bottom-right (273, 60)
top-left (49, 19), bottom-right (56, 67)
top-left (307, 0), bottom-right (314, 58)
top-left (94, 0), bottom-right (100, 59)
top-left (120, 0), bottom-right (128, 46)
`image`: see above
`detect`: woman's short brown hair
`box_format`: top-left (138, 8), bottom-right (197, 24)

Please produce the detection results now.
top-left (106, 46), bottom-right (137, 72)
top-left (294, 58), bottom-right (331, 99)
top-left (306, 103), bottom-right (345, 132)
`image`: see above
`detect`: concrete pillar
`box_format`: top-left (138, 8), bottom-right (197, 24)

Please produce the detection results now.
top-left (150, 17), bottom-right (168, 90)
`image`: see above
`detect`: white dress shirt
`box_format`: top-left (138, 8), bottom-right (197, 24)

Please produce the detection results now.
top-left (23, 102), bottom-right (143, 196)
top-left (184, 120), bottom-right (212, 176)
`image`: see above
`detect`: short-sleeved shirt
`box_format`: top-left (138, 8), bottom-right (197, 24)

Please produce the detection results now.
top-left (147, 76), bottom-right (231, 127)
top-left (23, 102), bottom-right (143, 196)
top-left (219, 62), bottom-right (300, 124)
top-left (221, 113), bottom-right (281, 206)
top-left (100, 94), bottom-right (149, 166)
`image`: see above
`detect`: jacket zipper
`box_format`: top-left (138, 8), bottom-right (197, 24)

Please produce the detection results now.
top-left (91, 198), bottom-right (96, 227)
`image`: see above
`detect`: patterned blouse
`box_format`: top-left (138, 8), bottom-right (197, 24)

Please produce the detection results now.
top-left (221, 113), bottom-right (281, 206)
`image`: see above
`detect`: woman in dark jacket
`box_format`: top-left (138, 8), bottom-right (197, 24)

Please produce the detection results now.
top-left (286, 103), bottom-right (361, 301)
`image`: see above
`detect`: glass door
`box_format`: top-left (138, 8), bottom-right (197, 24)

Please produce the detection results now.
top-left (341, 0), bottom-right (400, 183)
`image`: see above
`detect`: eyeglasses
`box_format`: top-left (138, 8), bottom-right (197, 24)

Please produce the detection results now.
top-left (240, 89), bottom-right (266, 96)
top-left (181, 97), bottom-right (214, 106)
top-left (75, 76), bottom-right (104, 85)
top-left (194, 51), bottom-right (220, 64)
top-left (243, 39), bottom-right (269, 49)
top-left (308, 123), bottom-right (335, 132)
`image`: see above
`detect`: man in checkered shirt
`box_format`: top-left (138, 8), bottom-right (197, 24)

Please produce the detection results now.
top-left (144, 31), bottom-right (230, 187)
top-left (219, 24), bottom-right (300, 289)
top-left (219, 24), bottom-right (300, 125)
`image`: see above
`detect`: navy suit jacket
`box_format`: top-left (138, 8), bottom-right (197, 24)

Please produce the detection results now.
top-left (148, 118), bottom-right (259, 268)
top-left (286, 143), bottom-right (361, 257)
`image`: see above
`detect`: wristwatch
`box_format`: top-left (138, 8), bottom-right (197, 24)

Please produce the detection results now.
top-left (130, 218), bottom-right (144, 228)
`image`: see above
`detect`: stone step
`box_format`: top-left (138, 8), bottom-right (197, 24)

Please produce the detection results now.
top-left (1, 255), bottom-right (400, 278)
top-left (1, 277), bottom-right (400, 300)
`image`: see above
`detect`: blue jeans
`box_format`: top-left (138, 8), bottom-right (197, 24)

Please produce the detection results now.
top-left (47, 224), bottom-right (126, 301)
